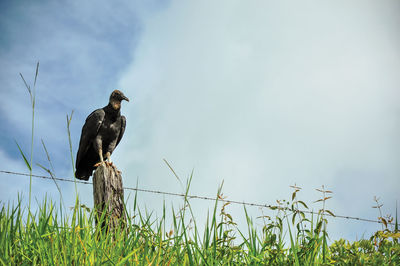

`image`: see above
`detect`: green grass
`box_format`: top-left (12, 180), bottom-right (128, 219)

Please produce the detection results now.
top-left (1, 182), bottom-right (399, 265)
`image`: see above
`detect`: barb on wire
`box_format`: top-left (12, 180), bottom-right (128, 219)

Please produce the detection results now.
top-left (0, 169), bottom-right (390, 225)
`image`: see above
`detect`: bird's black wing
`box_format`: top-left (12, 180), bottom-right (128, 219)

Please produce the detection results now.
top-left (75, 108), bottom-right (105, 170)
top-left (115, 115), bottom-right (126, 147)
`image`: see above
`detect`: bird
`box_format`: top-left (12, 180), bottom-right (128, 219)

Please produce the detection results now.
top-left (75, 90), bottom-right (129, 180)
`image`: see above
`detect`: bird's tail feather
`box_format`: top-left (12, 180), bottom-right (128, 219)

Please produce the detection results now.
top-left (75, 168), bottom-right (90, 181)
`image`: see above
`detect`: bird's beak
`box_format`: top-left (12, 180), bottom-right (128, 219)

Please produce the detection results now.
top-left (122, 95), bottom-right (130, 102)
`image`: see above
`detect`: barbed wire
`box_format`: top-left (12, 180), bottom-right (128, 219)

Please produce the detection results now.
top-left (0, 169), bottom-right (392, 225)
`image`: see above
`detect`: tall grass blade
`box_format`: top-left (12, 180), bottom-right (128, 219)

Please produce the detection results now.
top-left (14, 141), bottom-right (31, 171)
top-left (19, 73), bottom-right (31, 95)
top-left (395, 201), bottom-right (398, 244)
top-left (287, 218), bottom-right (300, 266)
top-left (66, 111), bottom-right (77, 195)
top-left (34, 62), bottom-right (39, 87)
top-left (41, 139), bottom-right (55, 173)
top-left (163, 158), bottom-right (182, 186)
top-left (116, 250), bottom-right (137, 265)
top-left (19, 63), bottom-right (38, 222)
top-left (36, 163), bottom-right (64, 206)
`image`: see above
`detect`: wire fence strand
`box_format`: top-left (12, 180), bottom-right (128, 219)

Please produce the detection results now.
top-left (0, 169), bottom-right (391, 225)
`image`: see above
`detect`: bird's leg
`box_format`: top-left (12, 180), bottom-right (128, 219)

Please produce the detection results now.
top-left (94, 148), bottom-right (105, 167)
top-left (105, 152), bottom-right (113, 166)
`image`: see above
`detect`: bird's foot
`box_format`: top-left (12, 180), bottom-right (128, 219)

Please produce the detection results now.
top-left (94, 161), bottom-right (105, 167)
top-left (105, 161), bottom-right (114, 167)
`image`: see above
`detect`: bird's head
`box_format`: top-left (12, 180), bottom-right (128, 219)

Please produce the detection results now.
top-left (109, 90), bottom-right (129, 110)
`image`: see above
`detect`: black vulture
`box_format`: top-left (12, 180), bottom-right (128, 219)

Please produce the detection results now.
top-left (75, 90), bottom-right (129, 180)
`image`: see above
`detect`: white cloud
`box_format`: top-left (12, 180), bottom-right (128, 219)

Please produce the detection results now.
top-left (118, 0), bottom-right (400, 240)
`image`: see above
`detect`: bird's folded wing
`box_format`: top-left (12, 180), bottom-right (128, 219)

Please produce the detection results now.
top-left (115, 115), bottom-right (126, 147)
top-left (76, 109), bottom-right (105, 168)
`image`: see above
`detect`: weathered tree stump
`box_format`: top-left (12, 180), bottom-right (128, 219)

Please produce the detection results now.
top-left (93, 163), bottom-right (126, 231)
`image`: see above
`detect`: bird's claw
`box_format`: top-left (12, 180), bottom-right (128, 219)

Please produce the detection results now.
top-left (94, 161), bottom-right (104, 167)
top-left (104, 161), bottom-right (114, 167)
top-left (93, 161), bottom-right (115, 167)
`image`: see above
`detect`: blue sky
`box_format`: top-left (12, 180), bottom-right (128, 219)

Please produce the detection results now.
top-left (1, 0), bottom-right (399, 242)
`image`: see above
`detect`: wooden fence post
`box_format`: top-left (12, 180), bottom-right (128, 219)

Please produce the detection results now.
top-left (93, 163), bottom-right (126, 231)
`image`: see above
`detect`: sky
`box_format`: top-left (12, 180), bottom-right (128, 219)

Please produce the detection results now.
top-left (0, 0), bottom-right (399, 242)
